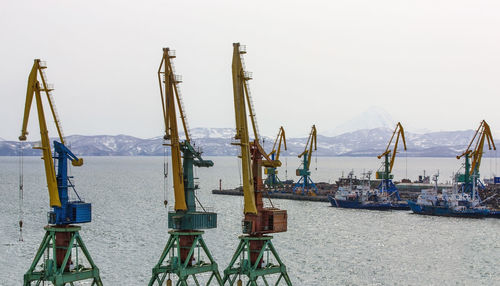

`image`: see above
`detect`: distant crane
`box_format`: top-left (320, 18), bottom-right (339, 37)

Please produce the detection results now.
top-left (264, 126), bottom-right (287, 190)
top-left (223, 43), bottom-right (292, 285)
top-left (376, 122), bottom-right (407, 200)
top-left (148, 48), bottom-right (222, 286)
top-left (456, 120), bottom-right (496, 197)
top-left (293, 125), bottom-right (318, 196)
top-left (19, 59), bottom-right (102, 285)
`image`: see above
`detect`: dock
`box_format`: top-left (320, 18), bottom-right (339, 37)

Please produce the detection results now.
top-left (212, 188), bottom-right (330, 202)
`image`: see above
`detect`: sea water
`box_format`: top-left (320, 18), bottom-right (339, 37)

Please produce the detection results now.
top-left (0, 156), bottom-right (499, 285)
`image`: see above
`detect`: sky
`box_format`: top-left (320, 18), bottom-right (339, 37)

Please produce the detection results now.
top-left (1, 0), bottom-right (500, 141)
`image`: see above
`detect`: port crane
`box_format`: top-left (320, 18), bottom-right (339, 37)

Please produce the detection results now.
top-left (223, 43), bottom-right (292, 286)
top-left (456, 120), bottom-right (496, 196)
top-left (376, 122), bottom-right (407, 200)
top-left (19, 60), bottom-right (102, 285)
top-left (148, 48), bottom-right (222, 286)
top-left (292, 125), bottom-right (318, 196)
top-left (264, 126), bottom-right (287, 190)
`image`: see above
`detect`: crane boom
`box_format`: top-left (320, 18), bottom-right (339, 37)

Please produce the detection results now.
top-left (298, 125), bottom-right (317, 169)
top-left (457, 120), bottom-right (496, 177)
top-left (159, 48), bottom-right (187, 211)
top-left (377, 122), bottom-right (406, 174)
top-left (232, 43), bottom-right (258, 214)
top-left (268, 126), bottom-right (287, 161)
top-left (19, 60), bottom-right (67, 207)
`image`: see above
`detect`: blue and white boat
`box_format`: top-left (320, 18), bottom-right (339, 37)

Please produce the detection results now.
top-left (408, 173), bottom-right (493, 218)
top-left (328, 171), bottom-right (409, 210)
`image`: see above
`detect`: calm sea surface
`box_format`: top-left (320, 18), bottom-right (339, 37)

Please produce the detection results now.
top-left (0, 156), bottom-right (499, 285)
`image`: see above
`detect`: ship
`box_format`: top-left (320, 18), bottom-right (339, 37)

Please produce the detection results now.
top-left (408, 173), bottom-right (493, 218)
top-left (328, 171), bottom-right (410, 210)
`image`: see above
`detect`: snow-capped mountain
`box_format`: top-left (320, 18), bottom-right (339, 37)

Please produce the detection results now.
top-left (187, 127), bottom-right (234, 139)
top-left (325, 106), bottom-right (396, 136)
top-left (1, 127), bottom-right (495, 157)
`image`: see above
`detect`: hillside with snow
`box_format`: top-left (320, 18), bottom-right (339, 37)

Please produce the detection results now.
top-left (1, 127), bottom-right (495, 157)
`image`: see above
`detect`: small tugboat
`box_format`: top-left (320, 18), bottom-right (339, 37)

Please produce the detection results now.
top-left (409, 120), bottom-right (497, 219)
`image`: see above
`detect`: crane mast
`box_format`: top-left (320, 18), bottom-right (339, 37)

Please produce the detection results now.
top-left (223, 43), bottom-right (292, 285)
top-left (376, 122), bottom-right (407, 199)
top-left (293, 125), bottom-right (318, 196)
top-left (456, 120), bottom-right (496, 195)
top-left (20, 59), bottom-right (102, 285)
top-left (148, 48), bottom-right (222, 286)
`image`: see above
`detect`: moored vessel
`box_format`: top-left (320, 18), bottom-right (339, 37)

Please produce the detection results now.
top-left (328, 171), bottom-right (410, 210)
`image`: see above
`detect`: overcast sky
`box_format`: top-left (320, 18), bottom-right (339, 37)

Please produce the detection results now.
top-left (1, 0), bottom-right (499, 141)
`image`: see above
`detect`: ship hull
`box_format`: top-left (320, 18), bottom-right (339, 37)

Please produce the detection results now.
top-left (486, 210), bottom-right (500, 218)
top-left (407, 201), bottom-right (491, 218)
top-left (328, 195), bottom-right (409, 210)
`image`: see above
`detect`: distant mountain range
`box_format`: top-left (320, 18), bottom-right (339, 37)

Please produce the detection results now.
top-left (1, 127), bottom-right (495, 157)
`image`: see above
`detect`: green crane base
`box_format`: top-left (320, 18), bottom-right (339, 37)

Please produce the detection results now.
top-left (223, 235), bottom-right (292, 286)
top-left (149, 230), bottom-right (223, 286)
top-left (23, 225), bottom-right (102, 286)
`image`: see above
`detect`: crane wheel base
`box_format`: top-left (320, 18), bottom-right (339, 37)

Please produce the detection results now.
top-left (23, 225), bottom-right (102, 286)
top-left (148, 230), bottom-right (223, 286)
top-left (223, 235), bottom-right (292, 286)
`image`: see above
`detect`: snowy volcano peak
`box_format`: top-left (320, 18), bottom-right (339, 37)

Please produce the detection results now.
top-left (185, 127), bottom-right (235, 139)
top-left (326, 106), bottom-right (396, 136)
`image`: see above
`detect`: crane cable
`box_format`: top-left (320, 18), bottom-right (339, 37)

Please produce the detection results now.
top-left (285, 157), bottom-right (288, 181)
top-left (163, 142), bottom-right (169, 208)
top-left (315, 150), bottom-right (318, 171)
top-left (18, 142), bottom-right (24, 242)
top-left (193, 162), bottom-right (207, 212)
top-left (405, 148), bottom-right (408, 180)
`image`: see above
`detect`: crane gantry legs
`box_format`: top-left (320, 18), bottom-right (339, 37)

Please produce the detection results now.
top-left (23, 226), bottom-right (102, 286)
top-left (149, 231), bottom-right (222, 286)
top-left (223, 236), bottom-right (292, 286)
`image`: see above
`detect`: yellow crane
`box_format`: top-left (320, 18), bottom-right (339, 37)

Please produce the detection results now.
top-left (223, 43), bottom-right (292, 285)
top-left (148, 48), bottom-right (221, 286)
top-left (264, 126), bottom-right (287, 189)
top-left (456, 120), bottom-right (496, 188)
top-left (376, 122), bottom-right (407, 200)
top-left (20, 60), bottom-right (72, 207)
top-left (19, 59), bottom-right (102, 285)
top-left (293, 125), bottom-right (318, 195)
